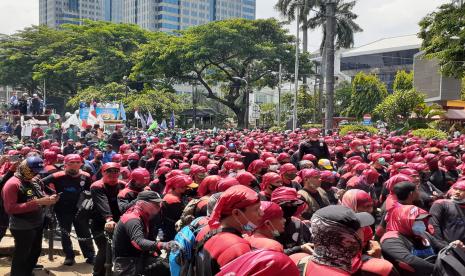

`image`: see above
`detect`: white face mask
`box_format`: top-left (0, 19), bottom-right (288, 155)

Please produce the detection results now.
top-left (269, 165), bottom-right (279, 171)
top-left (266, 222), bottom-right (281, 238)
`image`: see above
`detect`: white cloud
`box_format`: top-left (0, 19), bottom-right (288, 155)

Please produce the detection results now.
top-left (0, 0), bottom-right (451, 50)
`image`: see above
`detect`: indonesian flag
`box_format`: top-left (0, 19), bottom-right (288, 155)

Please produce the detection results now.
top-left (87, 101), bottom-right (98, 126)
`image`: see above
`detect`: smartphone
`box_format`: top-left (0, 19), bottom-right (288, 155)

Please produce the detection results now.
top-left (9, 155), bottom-right (22, 162)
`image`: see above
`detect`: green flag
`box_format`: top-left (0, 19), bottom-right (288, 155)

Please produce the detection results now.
top-left (148, 120), bottom-right (158, 132)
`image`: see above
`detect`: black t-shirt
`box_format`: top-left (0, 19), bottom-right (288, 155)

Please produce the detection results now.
top-left (113, 217), bottom-right (156, 258)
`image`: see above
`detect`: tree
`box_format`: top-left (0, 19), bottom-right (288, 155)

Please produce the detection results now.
top-left (0, 26), bottom-right (62, 94)
top-left (373, 89), bottom-right (425, 126)
top-left (345, 72), bottom-right (388, 118)
top-left (34, 20), bottom-right (153, 98)
top-left (67, 83), bottom-right (185, 121)
top-left (419, 3), bottom-right (465, 79)
top-left (393, 70), bottom-right (413, 92)
top-left (275, 0), bottom-right (316, 53)
top-left (335, 80), bottom-right (351, 116)
top-left (296, 87), bottom-right (315, 125)
top-left (259, 103), bottom-right (276, 127)
top-left (306, 0), bottom-right (362, 52)
top-left (133, 18), bottom-right (310, 128)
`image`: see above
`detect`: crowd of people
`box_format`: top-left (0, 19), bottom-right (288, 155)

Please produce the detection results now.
top-left (1, 125), bottom-right (465, 276)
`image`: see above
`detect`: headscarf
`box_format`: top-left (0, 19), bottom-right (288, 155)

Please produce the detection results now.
top-left (341, 189), bottom-right (373, 212)
top-left (382, 205), bottom-right (431, 242)
top-left (257, 201), bottom-right (283, 228)
top-left (217, 250), bottom-right (299, 276)
top-left (260, 172), bottom-right (282, 191)
top-left (163, 174), bottom-right (193, 194)
top-left (15, 160), bottom-right (37, 182)
top-left (310, 214), bottom-right (362, 273)
top-left (208, 185), bottom-right (259, 228)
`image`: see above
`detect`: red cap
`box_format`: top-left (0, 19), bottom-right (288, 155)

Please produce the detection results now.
top-left (452, 181), bottom-right (465, 191)
top-left (258, 201), bottom-right (283, 227)
top-left (302, 154), bottom-right (316, 161)
top-left (128, 153), bottom-right (140, 161)
top-left (64, 154), bottom-right (82, 164)
top-left (102, 162), bottom-right (121, 172)
top-left (277, 152), bottom-right (290, 162)
top-left (163, 174), bottom-right (193, 194)
top-left (208, 185), bottom-right (260, 228)
top-left (297, 168), bottom-right (320, 180)
top-left (271, 186), bottom-right (304, 205)
top-left (198, 175), bottom-right (222, 196)
top-left (235, 172), bottom-right (257, 187)
top-left (217, 177), bottom-right (240, 192)
top-left (111, 154), bottom-right (122, 162)
top-left (260, 172), bottom-right (282, 191)
top-left (279, 163), bottom-right (297, 175)
top-left (129, 168), bottom-right (150, 185)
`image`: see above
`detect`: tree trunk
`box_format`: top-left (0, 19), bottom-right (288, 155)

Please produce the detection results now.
top-left (302, 16), bottom-right (308, 85)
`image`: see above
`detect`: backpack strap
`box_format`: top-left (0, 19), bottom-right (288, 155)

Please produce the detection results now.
top-left (296, 255), bottom-right (311, 276)
top-left (441, 247), bottom-right (465, 274)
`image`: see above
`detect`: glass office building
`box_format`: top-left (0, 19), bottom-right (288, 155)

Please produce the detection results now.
top-left (39, 0), bottom-right (105, 28)
top-left (340, 35), bottom-right (421, 92)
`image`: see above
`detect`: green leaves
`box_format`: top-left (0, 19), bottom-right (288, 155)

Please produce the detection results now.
top-left (392, 70), bottom-right (413, 92)
top-left (344, 72), bottom-right (387, 118)
top-left (373, 89), bottom-right (425, 125)
top-left (419, 3), bottom-right (465, 79)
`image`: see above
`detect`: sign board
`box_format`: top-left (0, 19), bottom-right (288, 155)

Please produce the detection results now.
top-left (362, 114), bottom-right (372, 126)
top-left (79, 107), bottom-right (119, 121)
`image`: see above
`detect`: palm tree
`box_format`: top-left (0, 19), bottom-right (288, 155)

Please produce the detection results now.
top-left (306, 0), bottom-right (363, 53)
top-left (275, 0), bottom-right (318, 53)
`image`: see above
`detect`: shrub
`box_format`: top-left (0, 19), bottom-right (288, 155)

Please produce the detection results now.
top-left (301, 123), bottom-right (323, 129)
top-left (339, 125), bottom-right (378, 136)
top-left (411, 128), bottom-right (447, 140)
top-left (268, 126), bottom-right (284, 133)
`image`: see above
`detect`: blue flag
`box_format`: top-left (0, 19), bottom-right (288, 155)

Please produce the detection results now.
top-left (119, 102), bottom-right (127, 121)
top-left (160, 119), bottom-right (167, 130)
top-left (170, 111), bottom-right (175, 128)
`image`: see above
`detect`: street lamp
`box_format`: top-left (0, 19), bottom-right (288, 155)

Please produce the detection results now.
top-left (275, 59), bottom-right (283, 128)
top-left (232, 77), bottom-right (249, 129)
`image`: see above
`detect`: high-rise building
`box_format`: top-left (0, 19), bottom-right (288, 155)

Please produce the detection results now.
top-left (40, 0), bottom-right (256, 32)
top-left (120, 0), bottom-right (256, 32)
top-left (39, 0), bottom-right (105, 28)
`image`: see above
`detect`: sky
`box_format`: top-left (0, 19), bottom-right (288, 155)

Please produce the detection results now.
top-left (0, 0), bottom-right (450, 51)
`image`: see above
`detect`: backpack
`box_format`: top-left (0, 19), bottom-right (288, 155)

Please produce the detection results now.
top-left (169, 216), bottom-right (206, 276)
top-left (175, 197), bottom-right (207, 231)
top-left (433, 244), bottom-right (465, 276)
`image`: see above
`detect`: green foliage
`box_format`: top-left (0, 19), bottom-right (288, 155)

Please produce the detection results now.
top-left (297, 87), bottom-right (315, 125)
top-left (268, 126), bottom-right (284, 132)
top-left (345, 72), bottom-right (388, 118)
top-left (393, 70), bottom-right (413, 92)
top-left (419, 3), bottom-right (465, 79)
top-left (133, 18), bottom-right (312, 128)
top-left (373, 89), bottom-right (425, 125)
top-left (411, 128), bottom-right (447, 140)
top-left (259, 103), bottom-right (276, 127)
top-left (413, 102), bottom-right (445, 120)
top-left (335, 81), bottom-right (352, 116)
top-left (461, 78), bottom-right (465, 100)
top-left (302, 123), bottom-right (323, 129)
top-left (339, 125), bottom-right (378, 136)
top-left (67, 83), bottom-right (185, 121)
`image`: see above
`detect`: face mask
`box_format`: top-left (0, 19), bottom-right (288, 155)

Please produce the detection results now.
top-left (356, 146), bottom-right (363, 151)
top-left (266, 222), bottom-right (281, 238)
top-left (235, 211), bottom-right (257, 232)
top-left (269, 165), bottom-right (279, 171)
top-left (390, 149), bottom-right (396, 153)
top-left (412, 221), bottom-right (426, 236)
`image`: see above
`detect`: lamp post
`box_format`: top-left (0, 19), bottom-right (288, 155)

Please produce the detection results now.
top-left (293, 5), bottom-right (301, 131)
top-left (324, 0), bottom-right (337, 135)
top-left (233, 77), bottom-right (249, 129)
top-left (192, 83), bottom-right (197, 129)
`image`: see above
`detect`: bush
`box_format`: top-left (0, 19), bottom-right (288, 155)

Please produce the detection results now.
top-left (302, 123), bottom-right (323, 129)
top-left (339, 125), bottom-right (378, 136)
top-left (411, 128), bottom-right (447, 140)
top-left (268, 126), bottom-right (284, 133)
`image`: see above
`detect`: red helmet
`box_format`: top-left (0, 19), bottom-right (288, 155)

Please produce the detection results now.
top-left (130, 168), bottom-right (150, 186)
top-left (128, 153), bottom-right (140, 161)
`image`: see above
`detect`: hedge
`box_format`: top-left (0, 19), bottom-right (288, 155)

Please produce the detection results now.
top-left (268, 126), bottom-right (284, 132)
top-left (301, 123), bottom-right (323, 129)
top-left (339, 125), bottom-right (378, 136)
top-left (411, 128), bottom-right (447, 140)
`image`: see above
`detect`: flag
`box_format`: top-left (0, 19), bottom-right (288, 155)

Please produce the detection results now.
top-left (87, 101), bottom-right (98, 126)
top-left (134, 109), bottom-right (141, 120)
top-left (140, 113), bottom-right (147, 129)
top-left (146, 112), bottom-right (154, 125)
top-left (148, 120), bottom-right (158, 132)
top-left (160, 119), bottom-right (167, 130)
top-left (170, 111), bottom-right (175, 129)
top-left (119, 102), bottom-right (127, 121)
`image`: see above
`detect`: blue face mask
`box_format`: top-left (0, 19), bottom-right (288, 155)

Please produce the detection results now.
top-left (412, 221), bottom-right (426, 236)
top-left (237, 211), bottom-right (257, 233)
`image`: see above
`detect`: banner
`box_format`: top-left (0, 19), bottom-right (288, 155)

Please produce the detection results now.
top-left (79, 107), bottom-right (119, 121)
